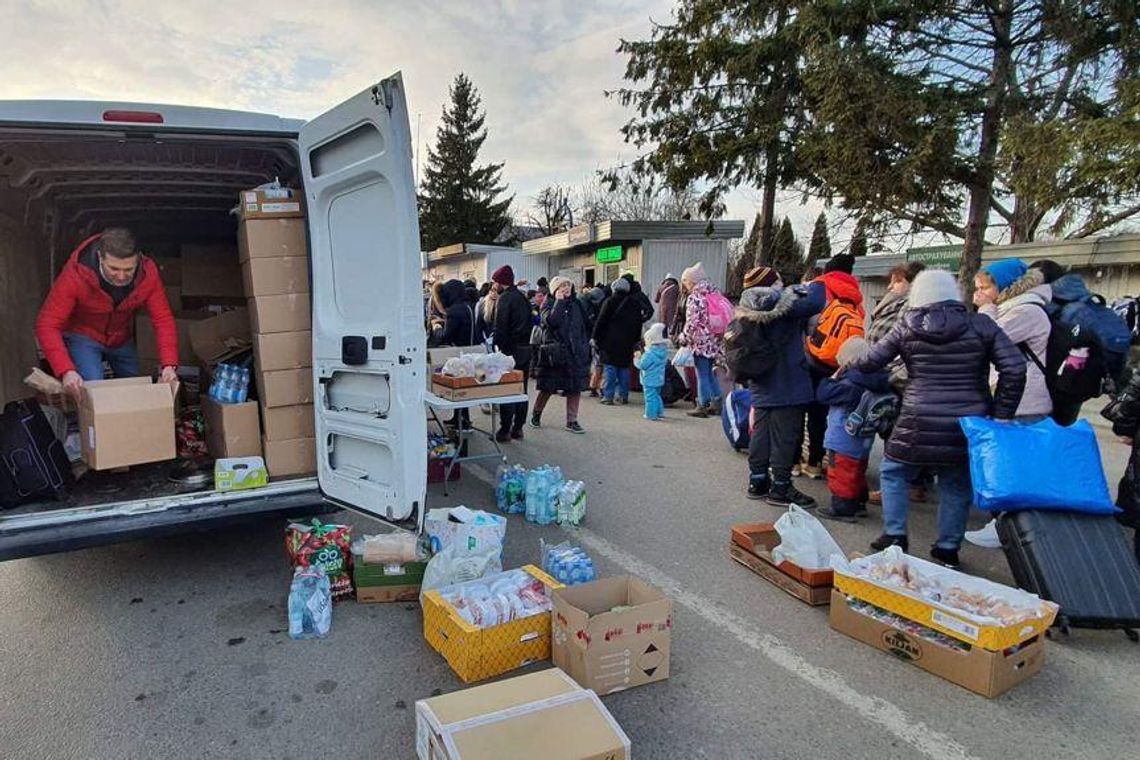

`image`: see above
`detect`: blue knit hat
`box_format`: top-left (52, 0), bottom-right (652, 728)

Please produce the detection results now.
top-left (981, 258), bottom-right (1028, 293)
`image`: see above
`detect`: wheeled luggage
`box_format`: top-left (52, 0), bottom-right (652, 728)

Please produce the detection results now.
top-left (997, 509), bottom-right (1140, 640)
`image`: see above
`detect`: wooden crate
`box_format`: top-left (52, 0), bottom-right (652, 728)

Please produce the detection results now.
top-left (730, 523), bottom-right (833, 587)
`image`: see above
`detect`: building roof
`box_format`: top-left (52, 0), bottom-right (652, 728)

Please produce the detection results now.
top-left (425, 242), bottom-right (525, 265)
top-left (521, 220), bottom-right (746, 255)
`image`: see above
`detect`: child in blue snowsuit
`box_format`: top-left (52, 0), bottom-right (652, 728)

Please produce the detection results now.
top-left (816, 337), bottom-right (893, 522)
top-left (634, 322), bottom-right (669, 420)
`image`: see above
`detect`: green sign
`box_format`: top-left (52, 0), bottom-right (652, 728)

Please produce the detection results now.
top-left (595, 245), bottom-right (624, 264)
top-left (906, 245), bottom-right (962, 272)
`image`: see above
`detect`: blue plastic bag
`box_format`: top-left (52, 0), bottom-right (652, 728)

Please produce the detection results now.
top-left (959, 416), bottom-right (1117, 514)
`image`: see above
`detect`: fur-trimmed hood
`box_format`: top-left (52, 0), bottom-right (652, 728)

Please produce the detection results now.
top-left (736, 286), bottom-right (798, 325)
top-left (995, 267), bottom-right (1050, 306)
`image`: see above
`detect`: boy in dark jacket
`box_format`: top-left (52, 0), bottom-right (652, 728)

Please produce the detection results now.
top-left (845, 270), bottom-right (1026, 567)
top-left (815, 337), bottom-right (892, 522)
top-left (738, 266), bottom-right (826, 508)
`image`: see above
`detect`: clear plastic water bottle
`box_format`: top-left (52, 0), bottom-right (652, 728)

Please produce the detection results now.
top-left (525, 474), bottom-right (539, 523)
top-left (238, 367), bottom-right (250, 403)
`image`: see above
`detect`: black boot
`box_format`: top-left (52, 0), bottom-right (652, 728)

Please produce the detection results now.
top-left (930, 546), bottom-right (961, 569)
top-left (819, 497), bottom-right (860, 523)
top-left (870, 534), bottom-right (908, 553)
top-left (746, 475), bottom-right (769, 500)
top-left (765, 481), bottom-right (818, 509)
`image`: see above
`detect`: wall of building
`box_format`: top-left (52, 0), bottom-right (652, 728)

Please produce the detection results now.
top-left (640, 239), bottom-right (728, 293)
top-left (485, 250), bottom-right (549, 290)
top-left (0, 213), bottom-right (49, 405)
top-left (546, 244), bottom-right (646, 290)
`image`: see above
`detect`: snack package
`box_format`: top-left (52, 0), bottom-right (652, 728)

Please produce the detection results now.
top-left (286, 520), bottom-right (354, 601)
top-left (436, 569), bottom-right (551, 629)
top-left (352, 532), bottom-right (423, 564)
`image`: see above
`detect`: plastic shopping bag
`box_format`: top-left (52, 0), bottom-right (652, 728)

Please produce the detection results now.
top-left (288, 566), bottom-right (332, 640)
top-left (771, 505), bottom-right (845, 569)
top-left (672, 347), bottom-right (695, 368)
top-left (959, 416), bottom-right (1117, 514)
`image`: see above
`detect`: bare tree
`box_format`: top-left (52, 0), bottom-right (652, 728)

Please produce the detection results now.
top-left (526, 185), bottom-right (575, 235)
top-left (578, 170), bottom-right (701, 222)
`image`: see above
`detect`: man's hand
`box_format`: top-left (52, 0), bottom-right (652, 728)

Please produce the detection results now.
top-left (159, 366), bottom-right (179, 385)
top-left (61, 370), bottom-right (84, 399)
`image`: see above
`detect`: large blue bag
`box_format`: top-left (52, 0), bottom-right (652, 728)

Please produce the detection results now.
top-left (959, 416), bottom-right (1117, 514)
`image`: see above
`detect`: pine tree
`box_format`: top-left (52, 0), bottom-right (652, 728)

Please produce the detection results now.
top-left (848, 219), bottom-right (868, 258)
top-left (806, 212), bottom-right (830, 267)
top-left (418, 74), bottom-right (513, 251)
top-left (769, 217), bottom-right (803, 280)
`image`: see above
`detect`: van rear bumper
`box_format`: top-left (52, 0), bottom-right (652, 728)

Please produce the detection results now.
top-left (0, 487), bottom-right (333, 561)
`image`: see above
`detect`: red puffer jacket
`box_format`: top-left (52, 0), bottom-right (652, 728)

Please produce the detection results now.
top-left (34, 234), bottom-right (178, 377)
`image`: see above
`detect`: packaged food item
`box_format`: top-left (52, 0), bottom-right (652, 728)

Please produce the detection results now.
top-left (351, 532), bottom-right (423, 564)
top-left (440, 351), bottom-right (517, 383)
top-left (437, 568), bottom-right (553, 630)
top-left (285, 520), bottom-right (354, 601)
top-left (288, 566), bottom-right (332, 640)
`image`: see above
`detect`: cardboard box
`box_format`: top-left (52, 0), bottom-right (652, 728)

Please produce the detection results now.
top-left (421, 566), bottom-right (562, 684)
top-left (238, 216), bottom-right (307, 263)
top-left (430, 379), bottom-right (525, 402)
top-left (829, 590), bottom-right (1045, 698)
top-left (262, 436), bottom-right (316, 478)
top-left (248, 293), bottom-right (310, 334)
top-left (214, 456), bottom-right (269, 492)
top-left (354, 560), bottom-right (427, 604)
top-left (415, 668), bottom-right (630, 760)
top-left (730, 543), bottom-right (831, 606)
top-left (180, 244), bottom-right (243, 299)
top-left (254, 331), bottom-right (311, 372)
top-left (149, 255), bottom-right (182, 286)
top-left (136, 311), bottom-right (208, 366)
top-left (78, 377), bottom-right (177, 469)
top-left (202, 396), bottom-right (262, 458)
top-left (262, 403), bottom-right (314, 441)
top-left (188, 308), bottom-right (251, 365)
top-left (238, 187), bottom-right (306, 221)
top-left (241, 256), bottom-right (309, 297)
top-left (729, 523), bottom-right (833, 606)
top-left (256, 368), bottom-right (313, 408)
top-left (552, 575), bottom-right (673, 695)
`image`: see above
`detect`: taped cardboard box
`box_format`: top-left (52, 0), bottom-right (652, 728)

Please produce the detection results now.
top-left (829, 590), bottom-right (1045, 698)
top-left (254, 331), bottom-right (311, 372)
top-left (180, 244), bottom-right (243, 299)
top-left (256, 368), bottom-right (313, 408)
top-left (414, 668), bottom-right (630, 760)
top-left (262, 404), bottom-right (314, 441)
top-left (239, 216), bottom-right (307, 263)
top-left (79, 377), bottom-right (177, 469)
top-left (248, 293), bottom-right (310, 334)
top-left (552, 575), bottom-right (673, 695)
top-left (188, 308), bottom-right (251, 365)
top-left (238, 187), bottom-right (306, 221)
top-left (354, 560), bottom-right (428, 604)
top-left (202, 396), bottom-right (261, 458)
top-left (262, 436), bottom-right (316, 478)
top-left (241, 256), bottom-right (310, 296)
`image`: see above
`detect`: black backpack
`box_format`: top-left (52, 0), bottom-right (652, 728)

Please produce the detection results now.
top-left (723, 317), bottom-right (779, 383)
top-left (0, 398), bottom-right (73, 509)
top-left (1023, 302), bottom-right (1120, 404)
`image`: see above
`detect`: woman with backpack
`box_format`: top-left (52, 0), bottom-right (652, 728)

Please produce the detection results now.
top-left (530, 277), bottom-right (591, 434)
top-left (592, 278), bottom-right (645, 406)
top-left (679, 262), bottom-right (729, 418)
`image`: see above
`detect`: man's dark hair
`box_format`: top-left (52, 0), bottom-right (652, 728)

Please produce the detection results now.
top-left (537, 277), bottom-right (548, 288)
top-left (1029, 259), bottom-right (1067, 284)
top-left (99, 228), bottom-right (137, 259)
top-left (888, 261), bottom-right (926, 283)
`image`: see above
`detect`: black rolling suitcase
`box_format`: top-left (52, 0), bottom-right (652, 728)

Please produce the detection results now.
top-left (0, 398), bottom-right (74, 509)
top-left (997, 510), bottom-right (1140, 640)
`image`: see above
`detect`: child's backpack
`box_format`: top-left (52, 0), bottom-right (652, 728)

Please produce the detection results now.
top-left (1028, 295), bottom-right (1131, 403)
top-left (843, 390), bottom-right (899, 439)
top-left (724, 316), bottom-right (779, 383)
top-left (721, 388), bottom-right (753, 451)
top-left (806, 298), bottom-right (864, 369)
top-left (705, 290), bottom-right (734, 335)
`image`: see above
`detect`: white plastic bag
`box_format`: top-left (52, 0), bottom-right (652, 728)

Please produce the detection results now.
top-left (771, 505), bottom-right (845, 570)
top-left (672, 347), bottom-right (695, 368)
top-left (420, 542), bottom-right (501, 599)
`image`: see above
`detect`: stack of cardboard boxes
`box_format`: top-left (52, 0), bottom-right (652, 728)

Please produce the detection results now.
top-left (240, 188), bottom-right (316, 478)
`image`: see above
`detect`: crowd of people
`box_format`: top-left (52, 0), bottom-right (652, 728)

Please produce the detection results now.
top-left (425, 250), bottom-right (1139, 568)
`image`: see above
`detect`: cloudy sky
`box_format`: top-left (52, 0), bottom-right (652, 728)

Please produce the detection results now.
top-left (0, 0), bottom-right (895, 251)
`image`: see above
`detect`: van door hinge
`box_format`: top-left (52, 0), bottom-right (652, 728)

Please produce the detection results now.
top-left (398, 355), bottom-right (413, 365)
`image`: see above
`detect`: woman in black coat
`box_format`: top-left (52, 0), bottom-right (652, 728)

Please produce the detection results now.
top-left (531, 277), bottom-right (591, 434)
top-left (1101, 370), bottom-right (1140, 562)
top-left (439, 279), bottom-right (476, 348)
top-left (592, 278), bottom-right (645, 405)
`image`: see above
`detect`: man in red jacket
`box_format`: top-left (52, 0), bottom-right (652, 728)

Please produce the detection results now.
top-left (35, 227), bottom-right (179, 398)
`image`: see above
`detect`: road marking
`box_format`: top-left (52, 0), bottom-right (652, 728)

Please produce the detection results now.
top-left (464, 464), bottom-right (978, 760)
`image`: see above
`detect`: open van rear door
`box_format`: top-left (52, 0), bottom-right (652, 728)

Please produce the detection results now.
top-left (299, 74), bottom-right (427, 523)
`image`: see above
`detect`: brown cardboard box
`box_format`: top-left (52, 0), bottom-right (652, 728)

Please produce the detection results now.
top-left (262, 436), bottom-right (316, 477)
top-left (248, 293), bottom-right (310, 334)
top-left (254, 331), bottom-right (311, 372)
top-left (552, 575), bottom-right (673, 696)
top-left (828, 590), bottom-right (1045, 698)
top-left (136, 311), bottom-right (209, 366)
top-left (150, 255), bottom-right (182, 286)
top-left (239, 217), bottom-right (307, 263)
top-left (414, 668), bottom-right (630, 760)
top-left (238, 187), bottom-right (306, 221)
top-left (262, 404), bottom-right (314, 441)
top-left (241, 256), bottom-right (309, 296)
top-left (181, 244), bottom-right (243, 299)
top-left (187, 308), bottom-right (251, 365)
top-left (429, 379), bottom-right (525, 402)
top-left (79, 377), bottom-right (177, 469)
top-left (202, 396), bottom-right (262, 458)
top-left (256, 368), bottom-right (313, 408)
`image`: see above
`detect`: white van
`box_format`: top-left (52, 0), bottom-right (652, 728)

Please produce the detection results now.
top-left (0, 74), bottom-right (427, 560)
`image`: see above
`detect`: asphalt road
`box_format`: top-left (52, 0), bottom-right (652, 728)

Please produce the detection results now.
top-left (2, 395), bottom-right (1137, 760)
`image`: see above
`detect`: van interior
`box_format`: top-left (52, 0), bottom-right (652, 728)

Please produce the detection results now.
top-left (0, 124), bottom-right (302, 516)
